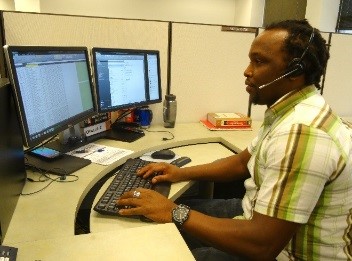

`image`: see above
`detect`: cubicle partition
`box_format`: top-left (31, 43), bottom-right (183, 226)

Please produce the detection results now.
top-left (1, 11), bottom-right (352, 122)
top-left (171, 23), bottom-right (257, 121)
top-left (0, 11), bottom-right (169, 124)
top-left (323, 33), bottom-right (352, 117)
top-left (0, 79), bottom-right (26, 243)
top-left (0, 11), bottom-right (258, 123)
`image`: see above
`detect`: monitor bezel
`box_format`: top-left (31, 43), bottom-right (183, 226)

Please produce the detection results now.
top-left (3, 45), bottom-right (97, 149)
top-left (91, 47), bottom-right (162, 113)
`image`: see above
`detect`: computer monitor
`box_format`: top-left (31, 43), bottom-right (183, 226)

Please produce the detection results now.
top-left (3, 45), bottom-right (96, 174)
top-left (92, 47), bottom-right (162, 112)
top-left (4, 45), bottom-right (97, 151)
top-left (91, 47), bottom-right (162, 142)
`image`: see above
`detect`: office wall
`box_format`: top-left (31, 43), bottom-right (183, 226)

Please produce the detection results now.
top-left (0, 0), bottom-right (14, 10)
top-left (234, 0), bottom-right (265, 27)
top-left (306, 0), bottom-right (340, 32)
top-left (1, 0), bottom-right (343, 32)
top-left (15, 0), bottom-right (40, 12)
top-left (40, 0), bottom-right (237, 26)
top-left (323, 33), bottom-right (352, 117)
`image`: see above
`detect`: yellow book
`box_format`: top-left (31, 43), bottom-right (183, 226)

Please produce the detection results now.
top-left (207, 112), bottom-right (251, 127)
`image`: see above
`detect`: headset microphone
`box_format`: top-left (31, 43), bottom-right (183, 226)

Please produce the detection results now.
top-left (258, 67), bottom-right (301, 89)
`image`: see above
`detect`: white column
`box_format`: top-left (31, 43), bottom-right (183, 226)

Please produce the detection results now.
top-left (14, 0), bottom-right (40, 12)
top-left (0, 0), bottom-right (15, 10)
top-left (306, 0), bottom-right (340, 32)
top-left (234, 0), bottom-right (265, 27)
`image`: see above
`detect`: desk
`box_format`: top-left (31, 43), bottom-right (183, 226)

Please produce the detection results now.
top-left (15, 224), bottom-right (194, 260)
top-left (3, 122), bottom-right (261, 260)
top-left (90, 142), bottom-right (238, 233)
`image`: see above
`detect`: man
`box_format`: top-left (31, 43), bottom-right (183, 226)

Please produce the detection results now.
top-left (117, 19), bottom-right (352, 260)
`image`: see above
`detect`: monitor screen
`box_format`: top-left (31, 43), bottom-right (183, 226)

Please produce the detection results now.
top-left (3, 45), bottom-right (96, 149)
top-left (92, 48), bottom-right (162, 113)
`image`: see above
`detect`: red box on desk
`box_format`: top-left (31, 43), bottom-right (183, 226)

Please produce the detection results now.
top-left (207, 112), bottom-right (252, 127)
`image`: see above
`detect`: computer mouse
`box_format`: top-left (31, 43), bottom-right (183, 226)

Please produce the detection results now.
top-left (151, 149), bottom-right (176, 160)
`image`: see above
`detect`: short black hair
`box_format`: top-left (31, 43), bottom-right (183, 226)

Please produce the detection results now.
top-left (265, 19), bottom-right (330, 89)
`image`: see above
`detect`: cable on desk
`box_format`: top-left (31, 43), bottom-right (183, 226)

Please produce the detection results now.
top-left (21, 177), bottom-right (59, 196)
top-left (144, 129), bottom-right (175, 141)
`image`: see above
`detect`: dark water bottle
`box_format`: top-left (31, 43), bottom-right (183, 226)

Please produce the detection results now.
top-left (163, 94), bottom-right (177, 128)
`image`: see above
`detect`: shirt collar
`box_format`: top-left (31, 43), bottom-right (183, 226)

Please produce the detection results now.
top-left (263, 85), bottom-right (318, 126)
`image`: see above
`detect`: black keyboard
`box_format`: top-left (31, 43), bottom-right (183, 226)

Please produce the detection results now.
top-left (94, 156), bottom-right (191, 217)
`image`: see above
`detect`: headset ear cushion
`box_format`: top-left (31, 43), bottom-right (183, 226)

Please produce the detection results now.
top-left (286, 58), bottom-right (305, 77)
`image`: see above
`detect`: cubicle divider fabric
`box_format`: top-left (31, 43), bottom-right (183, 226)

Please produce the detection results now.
top-left (2, 11), bottom-right (350, 121)
top-left (1, 11), bottom-right (169, 124)
top-left (171, 23), bottom-right (257, 122)
top-left (1, 11), bottom-right (260, 122)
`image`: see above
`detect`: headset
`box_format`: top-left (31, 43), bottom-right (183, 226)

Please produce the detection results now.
top-left (258, 28), bottom-right (315, 89)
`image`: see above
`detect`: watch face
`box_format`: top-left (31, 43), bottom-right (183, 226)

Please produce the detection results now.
top-left (173, 204), bottom-right (190, 225)
top-left (174, 207), bottom-right (188, 222)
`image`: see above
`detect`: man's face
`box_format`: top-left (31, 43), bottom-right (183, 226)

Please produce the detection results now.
top-left (244, 29), bottom-right (290, 107)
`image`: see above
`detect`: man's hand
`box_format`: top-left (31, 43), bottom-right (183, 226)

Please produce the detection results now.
top-left (137, 162), bottom-right (184, 184)
top-left (117, 188), bottom-right (177, 223)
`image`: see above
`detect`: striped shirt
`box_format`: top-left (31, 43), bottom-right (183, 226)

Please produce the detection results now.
top-left (243, 85), bottom-right (352, 260)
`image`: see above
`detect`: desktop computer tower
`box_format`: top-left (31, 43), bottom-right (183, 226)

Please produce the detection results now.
top-left (0, 78), bottom-right (26, 244)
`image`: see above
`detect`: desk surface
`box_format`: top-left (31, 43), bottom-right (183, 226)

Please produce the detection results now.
top-left (3, 121), bottom-right (261, 259)
top-left (15, 223), bottom-right (195, 261)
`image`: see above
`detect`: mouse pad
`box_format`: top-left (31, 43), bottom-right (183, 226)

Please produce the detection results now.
top-left (25, 153), bottom-right (91, 175)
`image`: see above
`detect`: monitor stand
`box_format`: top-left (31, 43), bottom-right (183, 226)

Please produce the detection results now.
top-left (102, 121), bottom-right (145, 142)
top-left (25, 124), bottom-right (144, 175)
top-left (25, 152), bottom-right (91, 176)
top-left (26, 126), bottom-right (97, 176)
top-left (103, 128), bottom-right (145, 143)
top-left (44, 135), bottom-right (99, 153)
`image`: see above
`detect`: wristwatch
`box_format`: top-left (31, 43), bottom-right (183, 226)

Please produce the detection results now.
top-left (172, 204), bottom-right (190, 228)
